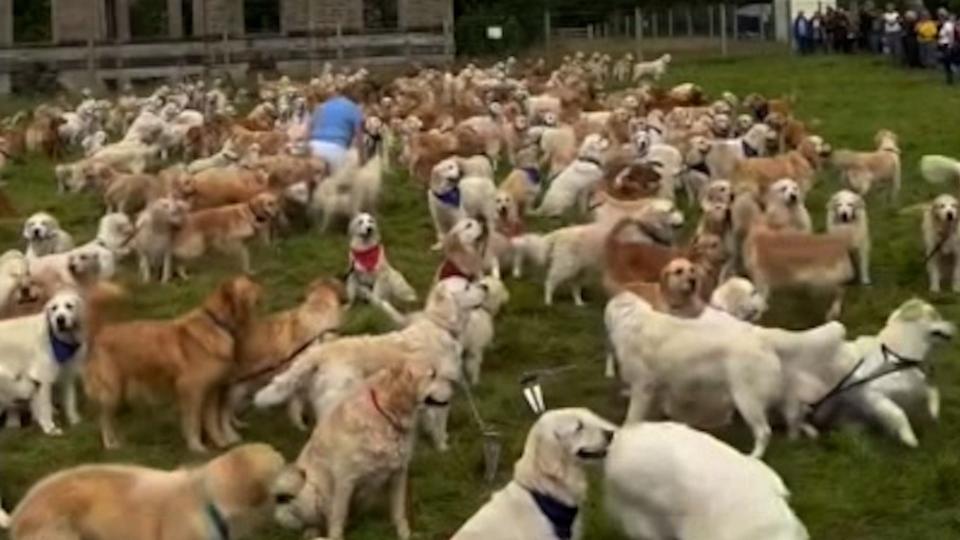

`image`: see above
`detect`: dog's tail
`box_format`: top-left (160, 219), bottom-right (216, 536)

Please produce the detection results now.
top-left (511, 232), bottom-right (554, 269)
top-left (829, 149), bottom-right (860, 169)
top-left (920, 155), bottom-right (960, 186)
top-left (253, 350), bottom-right (320, 409)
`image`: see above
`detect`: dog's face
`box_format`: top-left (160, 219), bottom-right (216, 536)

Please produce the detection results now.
top-left (428, 277), bottom-right (489, 332)
top-left (449, 218), bottom-right (485, 250)
top-left (887, 299), bottom-right (956, 348)
top-left (690, 233), bottom-right (727, 266)
top-left (45, 289), bottom-right (84, 335)
top-left (686, 136), bottom-right (712, 164)
top-left (711, 277), bottom-right (768, 322)
top-left (632, 130), bottom-right (651, 156)
top-left (152, 197), bottom-right (189, 227)
top-left (875, 129), bottom-right (898, 151)
top-left (210, 275), bottom-right (263, 328)
top-left (736, 113), bottom-right (755, 133)
top-left (431, 157), bottom-right (462, 187)
top-left (495, 192), bottom-right (519, 223)
top-left (477, 276), bottom-right (509, 315)
top-left (806, 135), bottom-right (832, 157)
top-left (579, 134), bottom-right (609, 160)
top-left (828, 190), bottom-right (865, 225)
top-left (23, 212), bottom-right (61, 242)
top-left (931, 194), bottom-right (959, 225)
top-left (528, 409), bottom-right (617, 471)
top-left (207, 444), bottom-right (300, 531)
top-left (661, 258), bottom-right (700, 296)
top-left (348, 213), bottom-right (380, 245)
top-left (712, 114), bottom-right (732, 134)
top-left (769, 178), bottom-right (803, 207)
top-left (249, 193), bottom-right (281, 222)
top-left (67, 250), bottom-right (103, 281)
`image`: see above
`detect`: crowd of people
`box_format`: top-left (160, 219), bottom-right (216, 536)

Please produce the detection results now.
top-left (793, 3), bottom-right (960, 84)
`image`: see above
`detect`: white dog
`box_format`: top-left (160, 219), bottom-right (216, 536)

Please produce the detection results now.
top-left (427, 157), bottom-right (498, 247)
top-left (452, 408), bottom-right (617, 540)
top-left (923, 193), bottom-right (960, 293)
top-left (186, 141), bottom-right (240, 173)
top-left (632, 53), bottom-right (672, 82)
top-left (826, 190), bottom-right (871, 285)
top-left (26, 213), bottom-right (134, 287)
top-left (605, 422), bottom-right (809, 540)
top-left (765, 178), bottom-right (812, 232)
top-left (461, 276), bottom-right (509, 385)
top-left (535, 134), bottom-right (608, 217)
top-left (0, 290), bottom-right (87, 436)
top-left (311, 149), bottom-right (383, 231)
top-left (345, 213), bottom-right (418, 305)
top-left (23, 213), bottom-right (74, 259)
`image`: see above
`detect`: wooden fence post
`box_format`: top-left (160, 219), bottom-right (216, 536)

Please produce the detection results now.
top-left (635, 7), bottom-right (644, 60)
top-left (720, 4), bottom-right (728, 56)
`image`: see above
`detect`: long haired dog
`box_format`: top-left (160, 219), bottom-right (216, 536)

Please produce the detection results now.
top-left (605, 423), bottom-right (808, 540)
top-left (486, 192), bottom-right (526, 278)
top-left (763, 178), bottom-right (812, 232)
top-left (84, 276), bottom-right (262, 452)
top-left (733, 135), bottom-right (832, 194)
top-left (427, 157), bottom-right (498, 248)
top-left (22, 212), bottom-right (74, 259)
top-left (311, 149), bottom-right (383, 232)
top-left (452, 409), bottom-right (616, 540)
top-left (437, 218), bottom-right (491, 282)
top-left (345, 213), bottom-right (417, 305)
top-left (535, 133), bottom-right (609, 218)
top-left (826, 190), bottom-right (871, 285)
top-left (497, 145), bottom-right (543, 213)
top-left (275, 362), bottom-right (452, 540)
top-left (615, 258), bottom-right (707, 318)
top-left (462, 276), bottom-right (510, 385)
top-left (632, 53), bottom-right (672, 82)
top-left (10, 443), bottom-right (300, 540)
top-left (922, 194), bottom-right (960, 293)
top-left (255, 278), bottom-right (487, 452)
top-left (831, 129), bottom-right (901, 204)
top-left (132, 197), bottom-right (189, 283)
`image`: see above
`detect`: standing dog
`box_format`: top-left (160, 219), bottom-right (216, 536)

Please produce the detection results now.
top-left (832, 129), bottom-right (901, 203)
top-left (535, 134), bottom-right (608, 218)
top-left (826, 190), bottom-right (871, 285)
top-left (923, 194), bottom-right (960, 293)
top-left (462, 276), bottom-right (510, 385)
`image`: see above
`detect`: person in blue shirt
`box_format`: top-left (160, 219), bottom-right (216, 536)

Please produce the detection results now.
top-left (309, 90), bottom-right (364, 172)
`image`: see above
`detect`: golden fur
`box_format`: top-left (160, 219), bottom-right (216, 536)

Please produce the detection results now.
top-left (733, 136), bottom-right (831, 194)
top-left (831, 129), bottom-right (901, 203)
top-left (187, 166), bottom-right (271, 209)
top-left (616, 258), bottom-right (706, 318)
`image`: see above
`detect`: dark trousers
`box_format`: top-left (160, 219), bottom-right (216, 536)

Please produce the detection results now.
top-left (940, 45), bottom-right (955, 84)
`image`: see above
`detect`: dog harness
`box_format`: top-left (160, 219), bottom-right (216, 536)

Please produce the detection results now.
top-left (527, 489), bottom-right (578, 540)
top-left (205, 501), bottom-right (231, 540)
top-left (350, 244), bottom-right (383, 273)
top-left (432, 186), bottom-right (461, 207)
top-left (437, 259), bottom-right (475, 281)
top-left (48, 328), bottom-right (81, 365)
top-left (741, 140), bottom-right (759, 158)
top-left (370, 388), bottom-right (407, 433)
top-left (521, 167), bottom-right (542, 185)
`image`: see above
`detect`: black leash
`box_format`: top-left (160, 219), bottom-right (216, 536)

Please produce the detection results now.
top-left (807, 344), bottom-right (925, 420)
top-left (923, 230), bottom-right (952, 266)
top-left (234, 328), bottom-right (339, 384)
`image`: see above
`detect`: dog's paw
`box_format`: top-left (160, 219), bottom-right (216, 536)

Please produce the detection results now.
top-left (44, 426), bottom-right (63, 437)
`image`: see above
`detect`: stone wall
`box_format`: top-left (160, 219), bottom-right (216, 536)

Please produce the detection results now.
top-left (192, 0), bottom-right (244, 35)
top-left (402, 0), bottom-right (449, 29)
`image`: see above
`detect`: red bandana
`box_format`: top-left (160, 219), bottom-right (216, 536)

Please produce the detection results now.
top-left (351, 245), bottom-right (383, 273)
top-left (438, 259), bottom-right (474, 281)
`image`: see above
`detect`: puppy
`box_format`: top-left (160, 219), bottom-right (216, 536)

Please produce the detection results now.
top-left (84, 276), bottom-right (262, 452)
top-left (831, 129), bottom-right (901, 203)
top-left (22, 212), bottom-right (74, 258)
top-left (172, 192), bottom-right (281, 278)
top-left (275, 362), bottom-right (451, 540)
top-left (0, 290), bottom-right (87, 436)
top-left (616, 258), bottom-right (706, 318)
top-left (436, 218), bottom-right (490, 282)
top-left (345, 213), bottom-right (418, 305)
top-left (452, 409), bottom-right (617, 540)
top-left (462, 276), bottom-right (510, 385)
top-left (535, 134), bottom-right (609, 217)
top-left (764, 178), bottom-right (812, 232)
top-left (826, 190), bottom-right (871, 285)
top-left (10, 443), bottom-right (301, 540)
top-left (923, 194), bottom-right (960, 293)
top-left (605, 423), bottom-right (808, 540)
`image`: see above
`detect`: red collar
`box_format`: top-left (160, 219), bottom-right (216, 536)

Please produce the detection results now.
top-left (370, 389), bottom-right (406, 433)
top-left (351, 244), bottom-right (383, 273)
top-left (438, 259), bottom-right (474, 281)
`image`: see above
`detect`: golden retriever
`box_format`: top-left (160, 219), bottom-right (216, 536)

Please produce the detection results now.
top-left (733, 135), bottom-right (831, 194)
top-left (84, 276), bottom-right (263, 452)
top-left (188, 166), bottom-right (271, 209)
top-left (616, 258), bottom-right (706, 318)
top-left (923, 194), bottom-right (960, 293)
top-left (831, 129), bottom-right (901, 203)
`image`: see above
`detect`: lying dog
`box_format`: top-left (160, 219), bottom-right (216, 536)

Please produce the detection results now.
top-left (84, 276), bottom-right (262, 451)
top-left (22, 212), bottom-right (74, 259)
top-left (923, 194), bottom-right (960, 293)
top-left (452, 408), bottom-right (617, 540)
top-left (10, 443), bottom-right (302, 540)
top-left (605, 422), bottom-right (809, 540)
top-left (344, 213), bottom-right (418, 305)
top-left (832, 129), bottom-right (901, 204)
top-left (826, 190), bottom-right (871, 285)
top-left (275, 362), bottom-right (451, 540)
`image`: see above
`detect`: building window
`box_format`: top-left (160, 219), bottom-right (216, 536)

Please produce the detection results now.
top-left (364, 0), bottom-right (398, 30)
top-left (244, 0), bottom-right (280, 34)
top-left (14, 0), bottom-right (52, 43)
top-left (130, 0), bottom-right (168, 38)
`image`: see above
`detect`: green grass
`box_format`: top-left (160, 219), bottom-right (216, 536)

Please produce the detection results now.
top-left (2, 52), bottom-right (960, 539)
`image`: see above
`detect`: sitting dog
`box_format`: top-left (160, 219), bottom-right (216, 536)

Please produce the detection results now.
top-left (452, 409), bottom-right (617, 540)
top-left (831, 129), bottom-right (901, 204)
top-left (605, 422), bottom-right (808, 540)
top-left (22, 212), bottom-right (74, 259)
top-left (275, 362), bottom-right (452, 540)
top-left (84, 276), bottom-right (262, 452)
top-left (9, 443), bottom-right (302, 540)
top-left (826, 190), bottom-right (871, 285)
top-left (497, 146), bottom-right (542, 213)
top-left (427, 158), bottom-right (497, 248)
top-left (344, 213), bottom-right (418, 305)
top-left (535, 134), bottom-right (609, 218)
top-left (923, 194), bottom-right (960, 293)
top-left (436, 218), bottom-right (491, 282)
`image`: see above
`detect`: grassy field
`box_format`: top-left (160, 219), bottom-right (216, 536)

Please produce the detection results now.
top-left (2, 52), bottom-right (960, 539)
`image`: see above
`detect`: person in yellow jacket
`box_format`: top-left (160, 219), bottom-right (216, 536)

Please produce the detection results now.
top-left (917, 12), bottom-right (939, 67)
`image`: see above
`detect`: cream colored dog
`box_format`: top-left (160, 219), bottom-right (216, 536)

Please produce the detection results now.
top-left (923, 193), bottom-right (960, 293)
top-left (535, 134), bottom-right (609, 217)
top-left (632, 53), bottom-right (672, 82)
top-left (461, 276), bottom-right (510, 385)
top-left (606, 422), bottom-right (809, 540)
top-left (427, 158), bottom-right (498, 248)
top-left (831, 129), bottom-right (901, 203)
top-left (22, 212), bottom-right (74, 259)
top-left (826, 190), bottom-right (871, 285)
top-left (10, 443), bottom-right (302, 540)
top-left (452, 408), bottom-right (617, 540)
top-left (764, 178), bottom-right (812, 232)
top-left (345, 213), bottom-right (417, 305)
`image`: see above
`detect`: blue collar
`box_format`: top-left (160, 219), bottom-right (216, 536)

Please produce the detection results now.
top-left (206, 502), bottom-right (231, 540)
top-left (528, 489), bottom-right (578, 540)
top-left (432, 186), bottom-right (461, 207)
top-left (742, 139), bottom-right (759, 158)
top-left (521, 167), bottom-right (541, 184)
top-left (48, 328), bottom-right (81, 365)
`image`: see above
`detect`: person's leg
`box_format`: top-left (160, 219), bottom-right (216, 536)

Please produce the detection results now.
top-left (310, 140), bottom-right (349, 173)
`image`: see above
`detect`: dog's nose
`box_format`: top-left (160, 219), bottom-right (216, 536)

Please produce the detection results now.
top-left (55, 314), bottom-right (67, 329)
top-left (603, 429), bottom-right (615, 443)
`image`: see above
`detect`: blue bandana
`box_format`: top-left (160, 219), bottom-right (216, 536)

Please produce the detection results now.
top-left (432, 186), bottom-right (461, 207)
top-left (528, 490), bottom-right (578, 540)
top-left (48, 328), bottom-right (80, 365)
top-left (521, 167), bottom-right (542, 185)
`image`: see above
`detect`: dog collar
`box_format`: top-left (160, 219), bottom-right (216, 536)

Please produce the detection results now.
top-left (577, 156), bottom-right (603, 169)
top-left (205, 501), bottom-right (231, 540)
top-left (526, 488), bottom-right (578, 540)
top-left (203, 308), bottom-right (235, 337)
top-left (370, 388), bottom-right (407, 434)
top-left (351, 244), bottom-right (383, 273)
top-left (742, 139), bottom-right (759, 158)
top-left (48, 328), bottom-right (81, 365)
top-left (432, 186), bottom-right (461, 208)
top-left (521, 167), bottom-right (542, 185)
top-left (688, 161), bottom-right (709, 175)
top-left (438, 259), bottom-right (475, 282)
